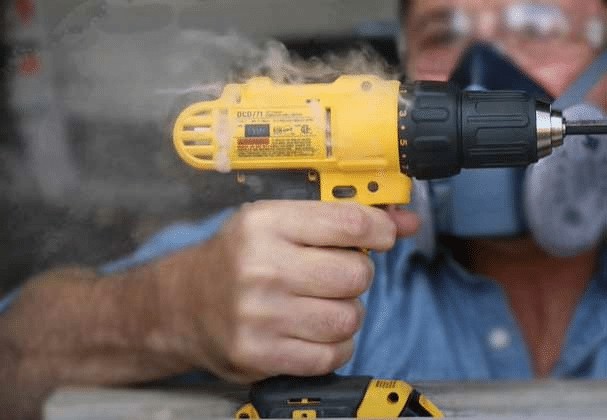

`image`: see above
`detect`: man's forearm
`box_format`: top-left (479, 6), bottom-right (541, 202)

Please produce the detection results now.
top-left (0, 200), bottom-right (391, 419)
top-left (0, 263), bottom-right (194, 420)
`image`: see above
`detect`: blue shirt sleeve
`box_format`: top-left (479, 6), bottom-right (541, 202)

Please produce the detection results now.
top-left (0, 209), bottom-right (235, 316)
top-left (100, 208), bottom-right (235, 274)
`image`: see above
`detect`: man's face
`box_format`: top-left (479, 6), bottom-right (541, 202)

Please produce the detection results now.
top-left (404, 0), bottom-right (607, 106)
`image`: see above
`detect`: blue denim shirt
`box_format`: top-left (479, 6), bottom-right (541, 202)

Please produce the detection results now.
top-left (3, 209), bottom-right (606, 380)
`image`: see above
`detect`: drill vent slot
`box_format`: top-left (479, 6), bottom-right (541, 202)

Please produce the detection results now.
top-left (183, 139), bottom-right (212, 146)
top-left (175, 106), bottom-right (219, 164)
top-left (325, 108), bottom-right (333, 158)
top-left (193, 154), bottom-right (214, 160)
top-left (185, 142), bottom-right (215, 161)
top-left (183, 126), bottom-right (212, 133)
top-left (180, 111), bottom-right (215, 162)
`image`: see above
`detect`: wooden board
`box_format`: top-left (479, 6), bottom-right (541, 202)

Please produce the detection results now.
top-left (45, 381), bottom-right (607, 419)
top-left (45, 383), bottom-right (247, 420)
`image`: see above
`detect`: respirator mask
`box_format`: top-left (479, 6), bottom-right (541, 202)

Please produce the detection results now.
top-left (410, 41), bottom-right (607, 258)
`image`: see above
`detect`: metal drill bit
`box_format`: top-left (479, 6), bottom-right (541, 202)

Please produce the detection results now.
top-left (565, 120), bottom-right (607, 136)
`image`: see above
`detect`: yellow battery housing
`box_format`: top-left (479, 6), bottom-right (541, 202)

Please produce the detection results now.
top-left (173, 75), bottom-right (412, 206)
top-left (233, 376), bottom-right (443, 419)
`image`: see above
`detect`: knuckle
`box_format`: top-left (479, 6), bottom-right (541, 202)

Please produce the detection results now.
top-left (338, 204), bottom-right (371, 239)
top-left (237, 203), bottom-right (265, 234)
top-left (338, 340), bottom-right (355, 365)
top-left (316, 348), bottom-right (340, 373)
top-left (346, 257), bottom-right (374, 295)
top-left (383, 220), bottom-right (398, 248)
top-left (326, 304), bottom-right (362, 338)
top-left (239, 259), bottom-right (281, 289)
top-left (228, 240), bottom-right (281, 289)
top-left (234, 297), bottom-right (254, 324)
top-left (267, 343), bottom-right (325, 377)
top-left (237, 201), bottom-right (281, 238)
top-left (310, 261), bottom-right (345, 294)
top-left (296, 352), bottom-right (326, 376)
top-left (225, 332), bottom-right (250, 368)
top-left (234, 293), bottom-right (274, 332)
top-left (231, 256), bottom-right (257, 287)
top-left (317, 343), bottom-right (353, 373)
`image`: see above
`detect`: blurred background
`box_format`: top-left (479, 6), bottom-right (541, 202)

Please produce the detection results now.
top-left (0, 0), bottom-right (401, 294)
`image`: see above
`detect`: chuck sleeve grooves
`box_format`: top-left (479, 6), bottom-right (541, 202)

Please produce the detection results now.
top-left (398, 81), bottom-right (539, 180)
top-left (460, 91), bottom-right (537, 167)
top-left (399, 81), bottom-right (460, 179)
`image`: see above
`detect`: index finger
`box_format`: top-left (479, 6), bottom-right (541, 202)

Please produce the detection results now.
top-left (272, 201), bottom-right (397, 251)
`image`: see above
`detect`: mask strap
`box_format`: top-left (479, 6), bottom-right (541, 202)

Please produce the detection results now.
top-left (553, 50), bottom-right (607, 110)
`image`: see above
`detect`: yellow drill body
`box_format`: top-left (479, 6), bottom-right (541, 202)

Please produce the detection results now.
top-left (173, 75), bottom-right (412, 206)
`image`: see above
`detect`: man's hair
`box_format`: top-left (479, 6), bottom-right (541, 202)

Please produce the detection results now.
top-left (400, 0), bottom-right (607, 17)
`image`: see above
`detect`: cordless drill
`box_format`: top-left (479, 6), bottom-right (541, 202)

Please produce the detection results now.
top-left (172, 75), bottom-right (606, 419)
top-left (173, 75), bottom-right (605, 207)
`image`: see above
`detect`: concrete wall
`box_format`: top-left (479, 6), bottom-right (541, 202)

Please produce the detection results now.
top-left (46, 0), bottom-right (399, 39)
top-left (1, 0), bottom-right (402, 292)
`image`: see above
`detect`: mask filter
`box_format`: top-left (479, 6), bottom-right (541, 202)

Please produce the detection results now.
top-left (524, 104), bottom-right (607, 257)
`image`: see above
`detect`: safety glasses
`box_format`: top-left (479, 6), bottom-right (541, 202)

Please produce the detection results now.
top-left (407, 1), bottom-right (606, 79)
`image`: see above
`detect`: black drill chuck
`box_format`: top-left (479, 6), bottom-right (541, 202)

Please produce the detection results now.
top-left (398, 81), bottom-right (567, 179)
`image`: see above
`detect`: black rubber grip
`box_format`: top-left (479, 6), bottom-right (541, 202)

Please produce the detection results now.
top-left (398, 81), bottom-right (460, 179)
top-left (460, 90), bottom-right (537, 168)
top-left (398, 81), bottom-right (540, 179)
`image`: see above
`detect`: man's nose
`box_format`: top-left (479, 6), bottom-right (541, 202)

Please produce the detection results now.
top-left (477, 11), bottom-right (499, 40)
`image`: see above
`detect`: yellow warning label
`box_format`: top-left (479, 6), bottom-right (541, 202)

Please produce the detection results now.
top-left (233, 107), bottom-right (325, 159)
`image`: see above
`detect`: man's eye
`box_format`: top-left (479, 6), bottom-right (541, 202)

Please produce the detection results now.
top-left (420, 31), bottom-right (461, 49)
top-left (516, 23), bottom-right (549, 39)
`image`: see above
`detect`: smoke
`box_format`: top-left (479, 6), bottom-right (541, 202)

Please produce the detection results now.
top-left (40, 19), bottom-right (397, 211)
top-left (234, 39), bottom-right (397, 83)
top-left (8, 0), bottom-right (398, 188)
top-left (54, 30), bottom-right (396, 121)
top-left (1, 1), bottom-right (397, 284)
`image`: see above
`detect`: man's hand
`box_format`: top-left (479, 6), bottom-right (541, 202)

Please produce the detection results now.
top-left (157, 201), bottom-right (420, 383)
top-left (0, 201), bottom-right (419, 419)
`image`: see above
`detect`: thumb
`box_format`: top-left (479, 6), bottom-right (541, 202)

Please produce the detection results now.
top-left (385, 206), bottom-right (421, 238)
